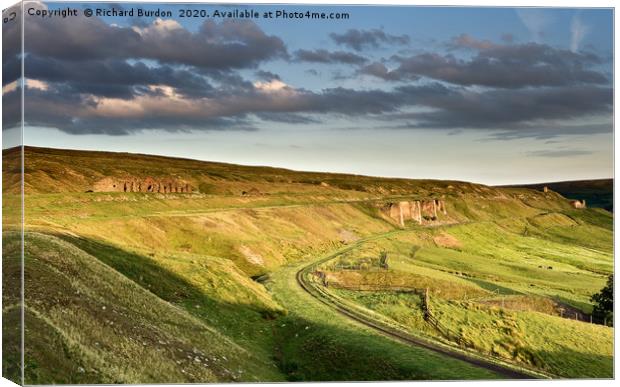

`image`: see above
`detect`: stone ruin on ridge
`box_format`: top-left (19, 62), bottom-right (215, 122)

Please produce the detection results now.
top-left (92, 177), bottom-right (192, 193)
top-left (384, 199), bottom-right (447, 226)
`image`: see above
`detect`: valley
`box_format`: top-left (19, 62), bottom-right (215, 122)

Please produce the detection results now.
top-left (2, 146), bottom-right (614, 383)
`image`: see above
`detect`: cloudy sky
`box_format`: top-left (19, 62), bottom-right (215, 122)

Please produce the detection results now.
top-left (2, 2), bottom-right (613, 185)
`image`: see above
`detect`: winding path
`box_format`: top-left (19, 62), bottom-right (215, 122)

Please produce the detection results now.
top-left (293, 232), bottom-right (545, 380)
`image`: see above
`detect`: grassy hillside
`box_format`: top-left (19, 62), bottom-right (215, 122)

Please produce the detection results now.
top-left (319, 213), bottom-right (613, 377)
top-left (2, 146), bottom-right (613, 382)
top-left (6, 146), bottom-right (499, 196)
top-left (4, 232), bottom-right (284, 384)
top-left (503, 179), bottom-right (613, 211)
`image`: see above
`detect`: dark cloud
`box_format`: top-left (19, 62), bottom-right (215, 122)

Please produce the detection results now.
top-left (17, 78), bottom-right (408, 134)
top-left (15, 13), bottom-right (612, 141)
top-left (197, 69), bottom-right (255, 92)
top-left (25, 56), bottom-right (214, 99)
top-left (255, 70), bottom-right (281, 81)
top-left (293, 49), bottom-right (368, 65)
top-left (391, 84), bottom-right (612, 129)
top-left (364, 36), bottom-right (607, 88)
top-left (484, 123), bottom-right (612, 140)
top-left (17, 66), bottom-right (612, 137)
top-left (329, 28), bottom-right (410, 51)
top-left (358, 62), bottom-right (410, 81)
top-left (24, 16), bottom-right (287, 70)
top-left (2, 88), bottom-right (21, 131)
top-left (3, 4), bottom-right (22, 87)
top-left (21, 86), bottom-right (256, 135)
top-left (3, 54), bottom-right (21, 87)
top-left (2, 4), bottom-right (22, 133)
top-left (255, 113), bottom-right (320, 124)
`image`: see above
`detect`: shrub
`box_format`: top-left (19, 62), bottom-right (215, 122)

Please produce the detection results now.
top-left (379, 250), bottom-right (389, 269)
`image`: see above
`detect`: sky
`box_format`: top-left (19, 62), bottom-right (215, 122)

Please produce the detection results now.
top-left (2, 1), bottom-right (614, 185)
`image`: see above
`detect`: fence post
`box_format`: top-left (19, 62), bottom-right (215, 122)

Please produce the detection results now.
top-left (424, 287), bottom-right (430, 319)
top-left (590, 315), bottom-right (593, 324)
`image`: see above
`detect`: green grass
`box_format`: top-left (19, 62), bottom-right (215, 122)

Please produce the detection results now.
top-left (2, 147), bottom-right (614, 382)
top-left (334, 289), bottom-right (612, 378)
top-left (266, 258), bottom-right (502, 381)
top-left (11, 232), bottom-right (284, 384)
top-left (322, 217), bottom-right (613, 378)
top-left (55, 234), bottom-right (283, 359)
top-left (432, 300), bottom-right (613, 378)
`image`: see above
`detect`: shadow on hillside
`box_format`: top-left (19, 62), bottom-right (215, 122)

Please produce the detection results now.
top-left (464, 277), bottom-right (524, 296)
top-left (55, 234), bottom-right (281, 332)
top-left (44, 233), bottom-right (507, 382)
top-left (270, 310), bottom-right (508, 382)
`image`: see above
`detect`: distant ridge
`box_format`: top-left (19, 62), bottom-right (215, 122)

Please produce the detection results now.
top-left (500, 179), bottom-right (613, 211)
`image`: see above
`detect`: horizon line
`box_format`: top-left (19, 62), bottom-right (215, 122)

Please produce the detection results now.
top-left (4, 145), bottom-right (613, 188)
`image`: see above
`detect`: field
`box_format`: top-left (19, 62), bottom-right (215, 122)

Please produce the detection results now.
top-left (323, 215), bottom-right (613, 377)
top-left (2, 146), bottom-right (614, 383)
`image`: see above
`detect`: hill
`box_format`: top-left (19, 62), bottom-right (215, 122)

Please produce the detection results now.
top-left (5, 146), bottom-right (486, 196)
top-left (2, 146), bottom-right (613, 382)
top-left (501, 179), bottom-right (613, 211)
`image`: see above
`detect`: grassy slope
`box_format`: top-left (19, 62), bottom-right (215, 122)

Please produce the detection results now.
top-left (2, 146), bottom-right (613, 382)
top-left (7, 232), bottom-right (284, 384)
top-left (266, 255), bottom-right (501, 381)
top-left (7, 146), bottom-right (493, 197)
top-left (323, 212), bottom-right (613, 377)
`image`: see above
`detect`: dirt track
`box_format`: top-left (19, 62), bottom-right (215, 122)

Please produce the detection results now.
top-left (295, 240), bottom-right (546, 380)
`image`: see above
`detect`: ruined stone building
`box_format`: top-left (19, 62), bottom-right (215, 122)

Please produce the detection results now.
top-left (386, 199), bottom-right (447, 226)
top-left (570, 199), bottom-right (586, 209)
top-left (93, 177), bottom-right (192, 193)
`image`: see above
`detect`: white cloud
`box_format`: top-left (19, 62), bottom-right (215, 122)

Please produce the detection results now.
top-left (516, 9), bottom-right (550, 42)
top-left (26, 79), bottom-right (49, 91)
top-left (570, 13), bottom-right (588, 52)
top-left (132, 18), bottom-right (183, 37)
top-left (2, 80), bottom-right (18, 94)
top-left (253, 79), bottom-right (290, 92)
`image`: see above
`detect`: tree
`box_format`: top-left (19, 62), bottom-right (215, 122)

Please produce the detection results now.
top-left (591, 274), bottom-right (613, 326)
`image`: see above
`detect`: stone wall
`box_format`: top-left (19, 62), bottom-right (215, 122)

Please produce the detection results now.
top-left (384, 199), bottom-right (447, 226)
top-left (93, 177), bottom-right (192, 193)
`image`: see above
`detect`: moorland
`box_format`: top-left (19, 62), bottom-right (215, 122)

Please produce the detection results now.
top-left (2, 146), bottom-right (614, 383)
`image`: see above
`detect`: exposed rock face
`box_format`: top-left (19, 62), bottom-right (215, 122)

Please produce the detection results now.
top-left (93, 177), bottom-right (192, 193)
top-left (570, 199), bottom-right (586, 209)
top-left (384, 199), bottom-right (447, 226)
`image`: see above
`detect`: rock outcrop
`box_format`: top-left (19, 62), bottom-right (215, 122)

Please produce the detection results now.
top-left (384, 199), bottom-right (447, 226)
top-left (93, 177), bottom-right (192, 193)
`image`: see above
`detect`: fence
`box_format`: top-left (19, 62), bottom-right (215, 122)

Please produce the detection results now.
top-left (313, 271), bottom-right (613, 328)
top-left (420, 287), bottom-right (461, 341)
